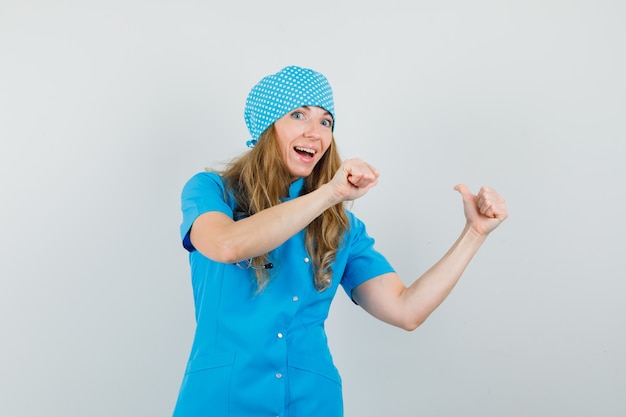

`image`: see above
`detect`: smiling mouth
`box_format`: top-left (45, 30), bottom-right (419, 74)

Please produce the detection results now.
top-left (294, 146), bottom-right (316, 157)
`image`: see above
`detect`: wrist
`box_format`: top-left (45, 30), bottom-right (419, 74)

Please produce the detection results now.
top-left (463, 222), bottom-right (489, 242)
top-left (317, 182), bottom-right (344, 207)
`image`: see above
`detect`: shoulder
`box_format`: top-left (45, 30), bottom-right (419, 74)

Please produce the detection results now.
top-left (184, 171), bottom-right (224, 188)
top-left (340, 210), bottom-right (377, 251)
top-left (182, 171), bottom-right (226, 196)
top-left (344, 209), bottom-right (367, 236)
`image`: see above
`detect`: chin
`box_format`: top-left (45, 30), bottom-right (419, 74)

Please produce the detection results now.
top-left (289, 166), bottom-right (315, 179)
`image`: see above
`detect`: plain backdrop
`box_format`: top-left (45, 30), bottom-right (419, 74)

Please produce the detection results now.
top-left (1, 1), bottom-right (625, 416)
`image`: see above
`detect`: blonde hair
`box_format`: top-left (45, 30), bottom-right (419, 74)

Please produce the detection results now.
top-left (218, 126), bottom-right (348, 292)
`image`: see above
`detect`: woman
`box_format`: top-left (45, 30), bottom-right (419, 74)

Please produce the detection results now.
top-left (173, 65), bottom-right (508, 416)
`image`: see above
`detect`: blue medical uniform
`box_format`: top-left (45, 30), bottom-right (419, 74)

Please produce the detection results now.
top-left (173, 172), bottom-right (394, 417)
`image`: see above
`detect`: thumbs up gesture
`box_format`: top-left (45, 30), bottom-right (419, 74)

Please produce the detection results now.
top-left (454, 184), bottom-right (508, 236)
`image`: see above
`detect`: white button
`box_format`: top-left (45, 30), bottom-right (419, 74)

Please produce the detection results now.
top-left (277, 332), bottom-right (283, 339)
top-left (292, 296), bottom-right (299, 302)
top-left (275, 373), bottom-right (283, 379)
top-left (303, 257), bottom-right (310, 263)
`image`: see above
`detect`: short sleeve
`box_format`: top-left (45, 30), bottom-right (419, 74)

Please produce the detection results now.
top-left (180, 172), bottom-right (233, 252)
top-left (340, 213), bottom-right (395, 299)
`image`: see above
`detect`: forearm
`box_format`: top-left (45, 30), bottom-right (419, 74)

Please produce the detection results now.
top-left (400, 224), bottom-right (487, 329)
top-left (353, 185), bottom-right (507, 331)
top-left (233, 184), bottom-right (340, 258)
top-left (192, 182), bottom-right (341, 263)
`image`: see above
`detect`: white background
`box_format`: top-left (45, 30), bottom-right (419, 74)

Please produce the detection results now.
top-left (1, 1), bottom-right (625, 416)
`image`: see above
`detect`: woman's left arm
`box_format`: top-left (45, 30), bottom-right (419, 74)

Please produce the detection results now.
top-left (352, 184), bottom-right (508, 331)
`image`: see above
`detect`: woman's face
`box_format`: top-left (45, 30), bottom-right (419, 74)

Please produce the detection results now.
top-left (273, 106), bottom-right (334, 180)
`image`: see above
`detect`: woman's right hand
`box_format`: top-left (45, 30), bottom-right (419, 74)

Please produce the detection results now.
top-left (328, 158), bottom-right (380, 202)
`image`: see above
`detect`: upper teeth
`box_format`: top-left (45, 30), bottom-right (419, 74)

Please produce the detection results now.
top-left (295, 147), bottom-right (315, 155)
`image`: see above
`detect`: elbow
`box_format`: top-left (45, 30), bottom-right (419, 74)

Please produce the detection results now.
top-left (213, 245), bottom-right (241, 264)
top-left (401, 312), bottom-right (430, 332)
top-left (193, 235), bottom-right (243, 264)
top-left (212, 238), bottom-right (251, 264)
top-left (401, 319), bottom-right (423, 332)
top-left (189, 214), bottom-right (247, 263)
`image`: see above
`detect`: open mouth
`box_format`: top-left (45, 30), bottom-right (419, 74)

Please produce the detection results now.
top-left (294, 146), bottom-right (316, 158)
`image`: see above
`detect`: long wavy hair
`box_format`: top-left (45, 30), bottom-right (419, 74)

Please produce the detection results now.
top-left (218, 126), bottom-right (349, 292)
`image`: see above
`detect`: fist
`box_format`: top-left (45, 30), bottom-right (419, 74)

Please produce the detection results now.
top-left (454, 184), bottom-right (508, 235)
top-left (331, 158), bottom-right (380, 201)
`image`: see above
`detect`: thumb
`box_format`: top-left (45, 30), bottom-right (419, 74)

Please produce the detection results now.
top-left (453, 184), bottom-right (474, 201)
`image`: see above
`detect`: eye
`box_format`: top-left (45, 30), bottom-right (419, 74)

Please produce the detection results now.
top-left (290, 111), bottom-right (305, 120)
top-left (321, 119), bottom-right (333, 128)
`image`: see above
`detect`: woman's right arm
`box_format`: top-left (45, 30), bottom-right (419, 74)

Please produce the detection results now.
top-left (189, 158), bottom-right (379, 263)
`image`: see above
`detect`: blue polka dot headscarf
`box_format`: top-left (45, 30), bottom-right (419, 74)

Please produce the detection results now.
top-left (244, 65), bottom-right (335, 148)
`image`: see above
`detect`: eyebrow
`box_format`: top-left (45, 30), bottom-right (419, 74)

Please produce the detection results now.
top-left (299, 106), bottom-right (332, 117)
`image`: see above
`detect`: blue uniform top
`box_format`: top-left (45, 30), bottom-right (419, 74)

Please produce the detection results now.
top-left (173, 172), bottom-right (394, 417)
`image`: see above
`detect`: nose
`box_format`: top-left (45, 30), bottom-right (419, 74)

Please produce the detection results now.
top-left (303, 119), bottom-right (322, 139)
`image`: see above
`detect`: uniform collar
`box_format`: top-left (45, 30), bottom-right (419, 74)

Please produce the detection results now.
top-left (285, 178), bottom-right (305, 201)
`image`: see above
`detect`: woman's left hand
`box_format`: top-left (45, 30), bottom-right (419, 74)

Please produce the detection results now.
top-left (454, 184), bottom-right (508, 236)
